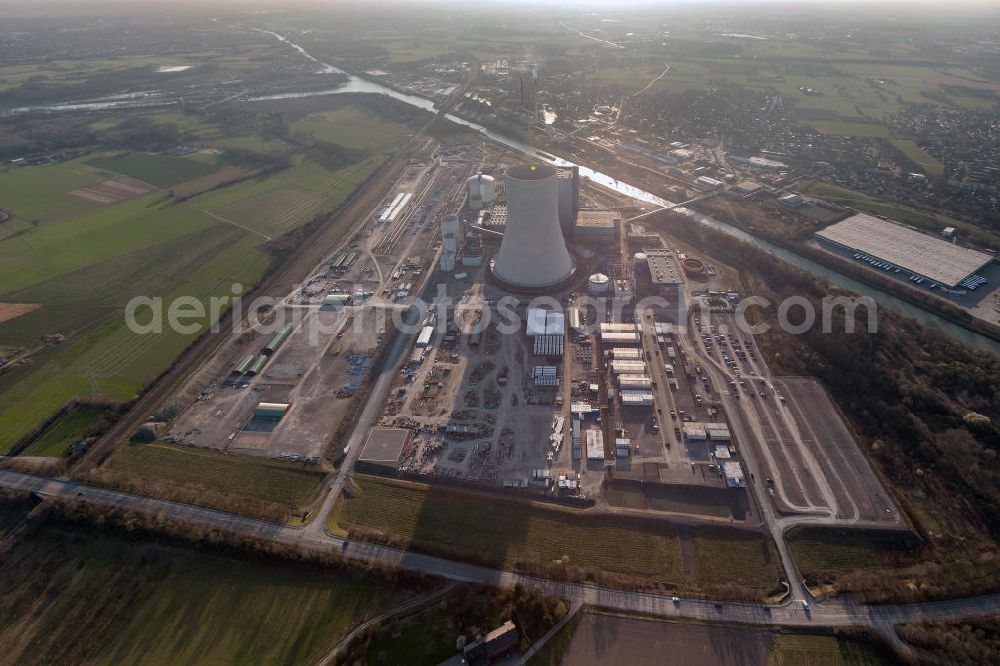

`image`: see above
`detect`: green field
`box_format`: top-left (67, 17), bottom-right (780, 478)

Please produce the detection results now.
top-left (0, 160), bottom-right (107, 222)
top-left (332, 476), bottom-right (780, 593)
top-left (693, 530), bottom-right (782, 591)
top-left (365, 621), bottom-right (457, 665)
top-left (806, 120), bottom-right (891, 139)
top-left (787, 527), bottom-right (916, 576)
top-left (291, 107), bottom-right (415, 153)
top-left (768, 634), bottom-right (887, 666)
top-left (889, 140), bottom-right (944, 178)
top-left (102, 442), bottom-right (328, 512)
top-left (0, 227), bottom-right (268, 453)
top-left (0, 193), bottom-right (219, 293)
top-left (19, 404), bottom-right (110, 457)
top-left (0, 526), bottom-right (401, 666)
top-left (190, 156), bottom-right (384, 237)
top-left (89, 153), bottom-right (218, 187)
top-left (332, 476), bottom-right (686, 584)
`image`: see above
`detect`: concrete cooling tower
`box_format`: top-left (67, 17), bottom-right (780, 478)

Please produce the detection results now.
top-left (492, 164), bottom-right (574, 291)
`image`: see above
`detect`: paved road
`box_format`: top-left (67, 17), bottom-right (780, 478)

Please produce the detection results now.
top-left (4, 468), bottom-right (1000, 638)
top-left (671, 306), bottom-right (812, 602)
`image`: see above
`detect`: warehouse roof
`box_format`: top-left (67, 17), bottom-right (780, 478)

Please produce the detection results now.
top-left (704, 422), bottom-right (732, 441)
top-left (620, 390), bottom-right (654, 405)
top-left (618, 374), bottom-right (652, 387)
top-left (816, 213), bottom-right (993, 288)
top-left (599, 322), bottom-right (637, 332)
top-left (586, 430), bottom-right (604, 460)
top-left (609, 360), bottom-right (646, 374)
top-left (601, 331), bottom-right (640, 345)
top-left (683, 424), bottom-right (707, 440)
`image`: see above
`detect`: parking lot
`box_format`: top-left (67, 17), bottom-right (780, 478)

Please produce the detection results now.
top-left (687, 309), bottom-right (901, 527)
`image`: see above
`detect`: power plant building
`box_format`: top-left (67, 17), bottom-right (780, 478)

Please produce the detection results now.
top-left (575, 209), bottom-right (620, 240)
top-left (557, 166), bottom-right (580, 238)
top-left (599, 322), bottom-right (638, 333)
top-left (492, 164), bottom-right (575, 291)
top-left (635, 249), bottom-right (683, 296)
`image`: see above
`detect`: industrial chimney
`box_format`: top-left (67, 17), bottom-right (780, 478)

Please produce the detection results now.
top-left (492, 164), bottom-right (574, 290)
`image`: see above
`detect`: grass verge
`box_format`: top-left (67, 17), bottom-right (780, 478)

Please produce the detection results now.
top-left (332, 475), bottom-right (781, 596)
top-left (92, 442), bottom-right (327, 521)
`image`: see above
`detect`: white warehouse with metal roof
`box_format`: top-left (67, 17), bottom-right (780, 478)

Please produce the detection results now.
top-left (815, 213), bottom-right (993, 289)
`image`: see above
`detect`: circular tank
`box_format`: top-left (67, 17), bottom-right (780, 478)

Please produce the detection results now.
top-left (588, 272), bottom-right (610, 295)
top-left (682, 257), bottom-right (706, 276)
top-left (466, 175), bottom-right (484, 209)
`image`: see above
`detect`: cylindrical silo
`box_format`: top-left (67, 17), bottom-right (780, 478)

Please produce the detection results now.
top-left (492, 164), bottom-right (574, 290)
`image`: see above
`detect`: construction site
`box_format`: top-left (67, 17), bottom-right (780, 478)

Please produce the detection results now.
top-left (160, 141), bottom-right (484, 463)
top-left (343, 156), bottom-right (908, 536)
top-left (157, 134), bottom-right (903, 529)
top-left (344, 161), bottom-right (738, 516)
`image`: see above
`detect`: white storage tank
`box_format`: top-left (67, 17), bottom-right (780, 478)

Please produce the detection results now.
top-left (588, 272), bottom-right (610, 295)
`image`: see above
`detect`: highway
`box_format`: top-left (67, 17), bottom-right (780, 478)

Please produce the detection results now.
top-left (3, 467), bottom-right (1000, 644)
